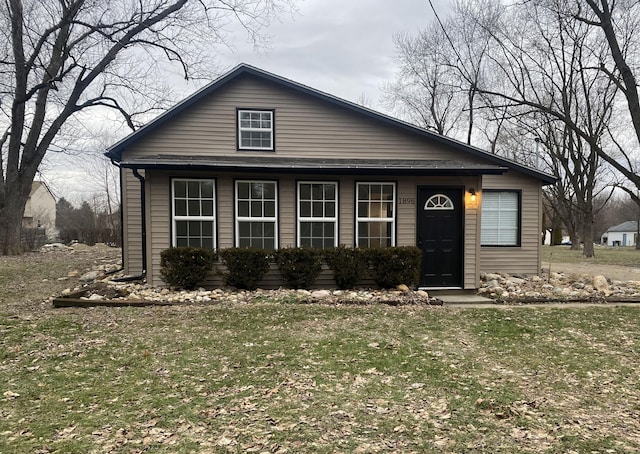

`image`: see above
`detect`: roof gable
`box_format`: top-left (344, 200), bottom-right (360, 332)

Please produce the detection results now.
top-left (106, 64), bottom-right (556, 184)
top-left (30, 180), bottom-right (55, 200)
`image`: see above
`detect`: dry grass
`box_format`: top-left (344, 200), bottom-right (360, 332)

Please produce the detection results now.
top-left (543, 244), bottom-right (640, 267)
top-left (1, 248), bottom-right (640, 452)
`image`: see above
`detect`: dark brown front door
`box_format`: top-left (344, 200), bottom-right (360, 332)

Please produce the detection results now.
top-left (417, 187), bottom-right (463, 287)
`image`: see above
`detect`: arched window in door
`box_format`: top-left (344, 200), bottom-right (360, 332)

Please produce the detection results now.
top-left (424, 194), bottom-right (454, 210)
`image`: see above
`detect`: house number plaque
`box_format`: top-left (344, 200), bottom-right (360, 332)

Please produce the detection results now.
top-left (399, 197), bottom-right (415, 205)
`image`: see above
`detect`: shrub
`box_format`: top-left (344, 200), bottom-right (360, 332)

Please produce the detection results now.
top-left (160, 247), bottom-right (216, 290)
top-left (366, 246), bottom-right (422, 289)
top-left (275, 247), bottom-right (323, 289)
top-left (324, 246), bottom-right (369, 289)
top-left (218, 247), bottom-right (271, 290)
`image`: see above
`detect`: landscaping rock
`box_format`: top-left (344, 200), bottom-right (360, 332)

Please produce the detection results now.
top-left (592, 275), bottom-right (610, 295)
top-left (310, 290), bottom-right (332, 299)
top-left (397, 284), bottom-right (410, 292)
top-left (475, 268), bottom-right (640, 302)
top-left (41, 243), bottom-right (72, 251)
top-left (486, 279), bottom-right (501, 289)
top-left (79, 270), bottom-right (102, 282)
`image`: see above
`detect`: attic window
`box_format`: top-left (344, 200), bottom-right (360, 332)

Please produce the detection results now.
top-left (237, 109), bottom-right (274, 151)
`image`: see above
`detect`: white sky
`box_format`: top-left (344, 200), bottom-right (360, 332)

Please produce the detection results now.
top-left (43, 0), bottom-right (448, 203)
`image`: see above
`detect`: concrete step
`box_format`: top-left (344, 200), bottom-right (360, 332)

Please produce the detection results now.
top-left (429, 291), bottom-right (494, 305)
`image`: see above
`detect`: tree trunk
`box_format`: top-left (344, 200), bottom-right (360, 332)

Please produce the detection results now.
top-left (569, 232), bottom-right (581, 250)
top-left (582, 206), bottom-right (595, 258)
top-left (582, 226), bottom-right (595, 257)
top-left (0, 184), bottom-right (31, 255)
top-left (551, 215), bottom-right (563, 245)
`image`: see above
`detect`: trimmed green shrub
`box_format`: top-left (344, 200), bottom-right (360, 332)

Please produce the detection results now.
top-left (366, 246), bottom-right (422, 289)
top-left (275, 247), bottom-right (323, 289)
top-left (160, 247), bottom-right (216, 290)
top-left (324, 246), bottom-right (369, 289)
top-left (218, 247), bottom-right (271, 290)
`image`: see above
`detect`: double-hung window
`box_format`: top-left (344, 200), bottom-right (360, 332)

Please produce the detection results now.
top-left (481, 191), bottom-right (520, 246)
top-left (298, 182), bottom-right (338, 248)
top-left (172, 179), bottom-right (216, 249)
top-left (356, 182), bottom-right (396, 248)
top-left (237, 110), bottom-right (274, 150)
top-left (236, 180), bottom-right (277, 249)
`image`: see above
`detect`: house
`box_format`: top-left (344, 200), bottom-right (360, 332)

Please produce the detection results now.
top-left (601, 221), bottom-right (638, 247)
top-left (23, 181), bottom-right (57, 240)
top-left (106, 64), bottom-right (556, 289)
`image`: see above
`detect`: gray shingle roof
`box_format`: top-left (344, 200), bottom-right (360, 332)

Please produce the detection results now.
top-left (119, 154), bottom-right (508, 175)
top-left (606, 221), bottom-right (638, 232)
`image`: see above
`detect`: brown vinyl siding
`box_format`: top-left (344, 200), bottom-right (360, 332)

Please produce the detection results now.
top-left (339, 181), bottom-right (353, 246)
top-left (147, 172), bottom-right (169, 285)
top-left (122, 168), bottom-right (143, 275)
top-left (479, 171), bottom-right (542, 276)
top-left (124, 75), bottom-right (489, 164)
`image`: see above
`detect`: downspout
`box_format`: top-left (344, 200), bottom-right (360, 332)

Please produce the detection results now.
top-left (111, 166), bottom-right (147, 282)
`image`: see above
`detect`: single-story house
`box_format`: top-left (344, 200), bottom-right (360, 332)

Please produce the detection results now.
top-left (23, 181), bottom-right (57, 240)
top-left (106, 64), bottom-right (556, 289)
top-left (601, 221), bottom-right (638, 247)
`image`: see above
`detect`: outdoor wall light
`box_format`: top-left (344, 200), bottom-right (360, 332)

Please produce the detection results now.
top-left (469, 188), bottom-right (477, 203)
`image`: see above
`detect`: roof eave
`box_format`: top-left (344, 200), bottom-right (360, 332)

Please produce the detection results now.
top-left (119, 161), bottom-right (509, 176)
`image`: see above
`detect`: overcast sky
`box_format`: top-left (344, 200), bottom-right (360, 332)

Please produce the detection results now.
top-left (215, 0), bottom-right (446, 108)
top-left (44, 0), bottom-right (448, 203)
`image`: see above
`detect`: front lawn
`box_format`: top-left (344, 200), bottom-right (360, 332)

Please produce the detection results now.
top-left (543, 244), bottom-right (640, 266)
top-left (2, 302), bottom-right (639, 452)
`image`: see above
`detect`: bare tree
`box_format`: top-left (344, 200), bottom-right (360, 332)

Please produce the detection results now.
top-left (572, 0), bottom-right (640, 206)
top-left (0, 0), bottom-right (292, 255)
top-left (384, 0), bottom-right (502, 145)
top-left (383, 26), bottom-right (465, 136)
top-left (460, 0), bottom-right (621, 256)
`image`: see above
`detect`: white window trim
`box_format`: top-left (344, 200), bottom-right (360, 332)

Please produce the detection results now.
top-left (296, 181), bottom-right (339, 248)
top-left (235, 180), bottom-right (278, 248)
top-left (171, 178), bottom-right (216, 248)
top-left (355, 182), bottom-right (396, 247)
top-left (238, 109), bottom-right (274, 151)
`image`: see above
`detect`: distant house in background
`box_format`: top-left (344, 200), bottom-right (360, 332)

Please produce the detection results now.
top-left (23, 181), bottom-right (57, 240)
top-left (601, 221), bottom-right (638, 247)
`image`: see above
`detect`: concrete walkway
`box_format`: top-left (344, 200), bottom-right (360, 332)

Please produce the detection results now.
top-left (430, 292), bottom-right (640, 307)
top-left (435, 293), bottom-right (494, 305)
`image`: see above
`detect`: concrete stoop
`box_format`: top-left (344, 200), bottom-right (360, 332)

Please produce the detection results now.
top-left (429, 290), bottom-right (495, 305)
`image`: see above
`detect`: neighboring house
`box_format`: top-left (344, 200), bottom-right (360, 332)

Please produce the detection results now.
top-left (106, 64), bottom-right (556, 289)
top-left (23, 181), bottom-right (57, 240)
top-left (601, 221), bottom-right (638, 247)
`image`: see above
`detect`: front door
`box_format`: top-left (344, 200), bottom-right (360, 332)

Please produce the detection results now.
top-left (417, 187), bottom-right (463, 288)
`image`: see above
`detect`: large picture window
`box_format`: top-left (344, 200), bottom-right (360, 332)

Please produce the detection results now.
top-left (481, 191), bottom-right (520, 246)
top-left (297, 182), bottom-right (338, 248)
top-left (236, 180), bottom-right (277, 249)
top-left (237, 110), bottom-right (274, 150)
top-left (172, 179), bottom-right (215, 249)
top-left (356, 182), bottom-right (396, 248)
